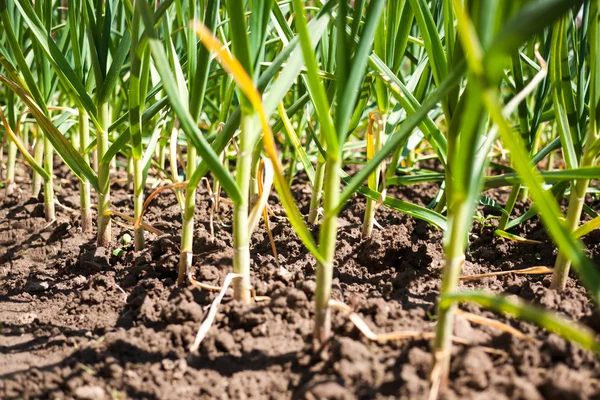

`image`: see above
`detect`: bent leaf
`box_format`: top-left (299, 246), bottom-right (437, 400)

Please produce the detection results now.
top-left (441, 291), bottom-right (600, 354)
top-left (0, 74), bottom-right (98, 190)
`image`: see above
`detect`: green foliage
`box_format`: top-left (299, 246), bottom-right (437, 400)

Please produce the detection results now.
top-left (0, 0), bottom-right (598, 393)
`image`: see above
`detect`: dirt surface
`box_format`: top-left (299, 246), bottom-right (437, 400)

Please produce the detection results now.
top-left (1, 164), bottom-right (600, 400)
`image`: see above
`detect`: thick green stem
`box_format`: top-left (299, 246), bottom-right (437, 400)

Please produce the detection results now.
top-left (127, 156), bottom-right (134, 189)
top-left (158, 141), bottom-right (166, 170)
top-left (133, 155), bottom-right (145, 251)
top-left (92, 148), bottom-right (98, 172)
top-left (517, 186), bottom-right (529, 202)
top-left (79, 109), bottom-right (92, 232)
top-left (362, 191), bottom-right (378, 238)
top-left (22, 125), bottom-right (29, 152)
top-left (551, 174), bottom-right (591, 289)
top-left (433, 200), bottom-right (470, 385)
top-left (314, 155), bottom-right (341, 344)
top-left (31, 133), bottom-right (44, 197)
top-left (43, 136), bottom-right (55, 222)
top-left (434, 191), bottom-right (447, 213)
top-left (97, 103), bottom-right (112, 246)
top-left (232, 112), bottom-right (253, 303)
top-left (178, 137), bottom-right (197, 285)
top-left (5, 93), bottom-right (17, 196)
top-left (552, 4), bottom-right (599, 286)
top-left (5, 136), bottom-right (17, 196)
top-left (249, 140), bottom-right (262, 197)
top-left (109, 133), bottom-right (118, 172)
top-left (128, 18), bottom-right (146, 249)
top-left (308, 156), bottom-right (326, 224)
top-left (169, 124), bottom-right (185, 210)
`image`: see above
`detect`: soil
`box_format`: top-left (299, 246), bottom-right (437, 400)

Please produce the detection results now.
top-left (1, 162), bottom-right (600, 400)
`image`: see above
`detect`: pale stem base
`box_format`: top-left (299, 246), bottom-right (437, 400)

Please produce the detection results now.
top-left (133, 156), bottom-right (145, 251)
top-left (551, 188), bottom-right (588, 289)
top-left (31, 136), bottom-right (44, 197)
top-left (43, 136), bottom-right (55, 222)
top-left (96, 103), bottom-right (112, 247)
top-left (5, 139), bottom-right (17, 196)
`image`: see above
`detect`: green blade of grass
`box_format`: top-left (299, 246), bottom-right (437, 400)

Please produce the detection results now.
top-left (441, 291), bottom-right (600, 354)
top-left (340, 172), bottom-right (447, 230)
top-left (551, 16), bottom-right (579, 170)
top-left (336, 0), bottom-right (385, 143)
top-left (278, 102), bottom-right (315, 184)
top-left (483, 167), bottom-right (600, 188)
top-left (407, 0), bottom-right (448, 87)
top-left (96, 30), bottom-right (130, 105)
